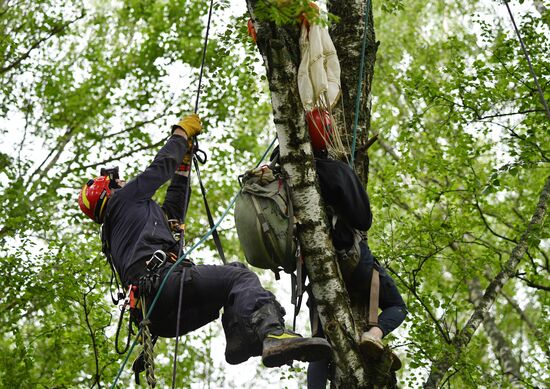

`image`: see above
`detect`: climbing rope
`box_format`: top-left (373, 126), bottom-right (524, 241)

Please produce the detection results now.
top-left (504, 0), bottom-right (550, 121)
top-left (109, 137), bottom-right (277, 388)
top-left (141, 300), bottom-right (157, 388)
top-left (172, 0), bottom-right (216, 387)
top-left (350, 0), bottom-right (371, 168)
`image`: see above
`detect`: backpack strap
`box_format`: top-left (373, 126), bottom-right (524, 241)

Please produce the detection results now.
top-left (281, 173), bottom-right (297, 273)
top-left (368, 268), bottom-right (380, 326)
top-left (250, 195), bottom-right (282, 279)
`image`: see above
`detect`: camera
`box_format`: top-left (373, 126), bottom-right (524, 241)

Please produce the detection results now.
top-left (100, 167), bottom-right (120, 181)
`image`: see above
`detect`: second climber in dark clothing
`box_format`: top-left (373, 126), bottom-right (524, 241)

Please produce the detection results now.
top-left (78, 114), bottom-right (331, 369)
top-left (307, 157), bottom-right (408, 388)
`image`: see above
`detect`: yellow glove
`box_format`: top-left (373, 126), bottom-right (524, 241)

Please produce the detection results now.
top-left (172, 113), bottom-right (202, 138)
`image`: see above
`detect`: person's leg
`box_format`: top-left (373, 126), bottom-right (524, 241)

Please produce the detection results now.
top-left (308, 359), bottom-right (329, 389)
top-left (151, 261), bottom-right (331, 367)
top-left (306, 291), bottom-right (331, 388)
top-left (377, 264), bottom-right (407, 337)
top-left (359, 264), bottom-right (407, 370)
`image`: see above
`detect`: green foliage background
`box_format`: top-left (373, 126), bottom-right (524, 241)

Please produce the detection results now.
top-left (0, 0), bottom-right (548, 388)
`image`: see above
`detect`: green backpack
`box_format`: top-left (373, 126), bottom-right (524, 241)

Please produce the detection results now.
top-left (234, 164), bottom-right (297, 277)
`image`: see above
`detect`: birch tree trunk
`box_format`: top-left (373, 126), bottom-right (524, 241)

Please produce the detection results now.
top-left (424, 175), bottom-right (550, 387)
top-left (468, 278), bottom-right (522, 386)
top-left (244, 0), bottom-right (379, 387)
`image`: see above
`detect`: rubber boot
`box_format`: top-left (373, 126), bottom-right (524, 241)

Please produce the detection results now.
top-left (251, 302), bottom-right (332, 368)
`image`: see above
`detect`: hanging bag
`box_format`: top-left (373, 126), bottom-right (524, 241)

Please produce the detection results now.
top-left (234, 164), bottom-right (297, 278)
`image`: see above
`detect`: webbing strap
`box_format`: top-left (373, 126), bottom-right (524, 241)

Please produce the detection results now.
top-left (368, 269), bottom-right (379, 326)
top-left (250, 195), bottom-right (281, 278)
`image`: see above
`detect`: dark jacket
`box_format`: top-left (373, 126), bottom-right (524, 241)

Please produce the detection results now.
top-left (315, 158), bottom-right (372, 251)
top-left (102, 135), bottom-right (190, 285)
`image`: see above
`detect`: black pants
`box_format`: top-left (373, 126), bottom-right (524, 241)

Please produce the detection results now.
top-left (307, 243), bottom-right (407, 388)
top-left (146, 262), bottom-right (277, 361)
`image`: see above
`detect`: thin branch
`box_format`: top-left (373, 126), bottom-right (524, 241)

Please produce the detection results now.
top-left (387, 265), bottom-right (452, 343)
top-left (30, 126), bottom-right (78, 188)
top-left (0, 14), bottom-right (84, 74)
top-left (70, 139), bottom-right (165, 174)
top-left (507, 127), bottom-right (549, 162)
top-left (504, 0), bottom-right (550, 120)
top-left (26, 125), bottom-right (76, 186)
top-left (102, 106), bottom-right (173, 140)
top-left (514, 273), bottom-right (550, 291)
top-left (476, 109), bottom-right (545, 120)
top-left (16, 100), bottom-right (31, 175)
top-left (473, 196), bottom-right (517, 244)
top-left (424, 175), bottom-right (550, 388)
top-left (500, 291), bottom-right (549, 357)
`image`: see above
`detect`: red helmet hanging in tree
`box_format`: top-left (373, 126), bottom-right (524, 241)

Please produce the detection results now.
top-left (306, 108), bottom-right (333, 152)
top-left (78, 176), bottom-right (112, 224)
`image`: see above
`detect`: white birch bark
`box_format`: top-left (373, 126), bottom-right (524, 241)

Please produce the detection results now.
top-left (244, 1), bottom-right (372, 387)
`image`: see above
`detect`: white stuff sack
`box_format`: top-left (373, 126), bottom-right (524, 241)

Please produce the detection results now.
top-left (298, 23), bottom-right (341, 111)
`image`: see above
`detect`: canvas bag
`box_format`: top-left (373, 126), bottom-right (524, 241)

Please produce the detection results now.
top-left (234, 165), bottom-right (297, 276)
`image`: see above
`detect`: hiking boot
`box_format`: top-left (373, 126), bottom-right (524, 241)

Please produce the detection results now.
top-left (359, 332), bottom-right (384, 359)
top-left (359, 332), bottom-right (402, 371)
top-left (262, 329), bottom-right (332, 368)
top-left (389, 351), bottom-right (402, 371)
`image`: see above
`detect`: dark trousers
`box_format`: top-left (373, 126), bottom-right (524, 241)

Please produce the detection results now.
top-left (307, 243), bottom-right (407, 388)
top-left (146, 262), bottom-right (276, 361)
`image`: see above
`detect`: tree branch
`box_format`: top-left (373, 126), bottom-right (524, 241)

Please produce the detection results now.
top-left (468, 277), bottom-right (521, 383)
top-left (473, 196), bottom-right (517, 244)
top-left (70, 139), bottom-right (165, 174)
top-left (514, 273), bottom-right (550, 291)
top-left (0, 14), bottom-right (84, 74)
top-left (424, 175), bottom-right (550, 388)
top-left (387, 266), bottom-right (451, 343)
top-left (500, 291), bottom-right (550, 358)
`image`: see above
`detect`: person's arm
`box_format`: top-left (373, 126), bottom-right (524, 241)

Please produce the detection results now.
top-left (116, 133), bottom-right (188, 201)
top-left (117, 115), bottom-right (202, 201)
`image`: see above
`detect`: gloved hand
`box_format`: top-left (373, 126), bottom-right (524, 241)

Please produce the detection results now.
top-left (172, 113), bottom-right (202, 138)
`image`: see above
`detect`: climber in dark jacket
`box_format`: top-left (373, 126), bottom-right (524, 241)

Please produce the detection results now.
top-left (307, 157), bottom-right (408, 389)
top-left (78, 114), bottom-right (331, 369)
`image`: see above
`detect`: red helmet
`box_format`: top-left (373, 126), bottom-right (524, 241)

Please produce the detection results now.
top-left (78, 176), bottom-right (112, 223)
top-left (306, 109), bottom-right (333, 152)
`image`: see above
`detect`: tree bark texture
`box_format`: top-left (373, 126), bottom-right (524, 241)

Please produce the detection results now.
top-left (245, 1), bottom-right (380, 387)
top-left (424, 175), bottom-right (550, 388)
top-left (326, 0), bottom-right (378, 334)
top-left (468, 278), bottom-right (521, 386)
top-left (327, 0), bottom-right (378, 184)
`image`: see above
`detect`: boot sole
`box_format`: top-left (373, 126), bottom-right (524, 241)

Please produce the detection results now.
top-left (359, 338), bottom-right (384, 360)
top-left (359, 339), bottom-right (402, 371)
top-left (262, 338), bottom-right (331, 368)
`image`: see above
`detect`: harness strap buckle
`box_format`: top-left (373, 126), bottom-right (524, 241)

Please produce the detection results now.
top-left (146, 250), bottom-right (167, 272)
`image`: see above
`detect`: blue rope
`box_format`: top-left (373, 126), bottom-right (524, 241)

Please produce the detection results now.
top-left (109, 137), bottom-right (277, 387)
top-left (350, 0), bottom-right (371, 168)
